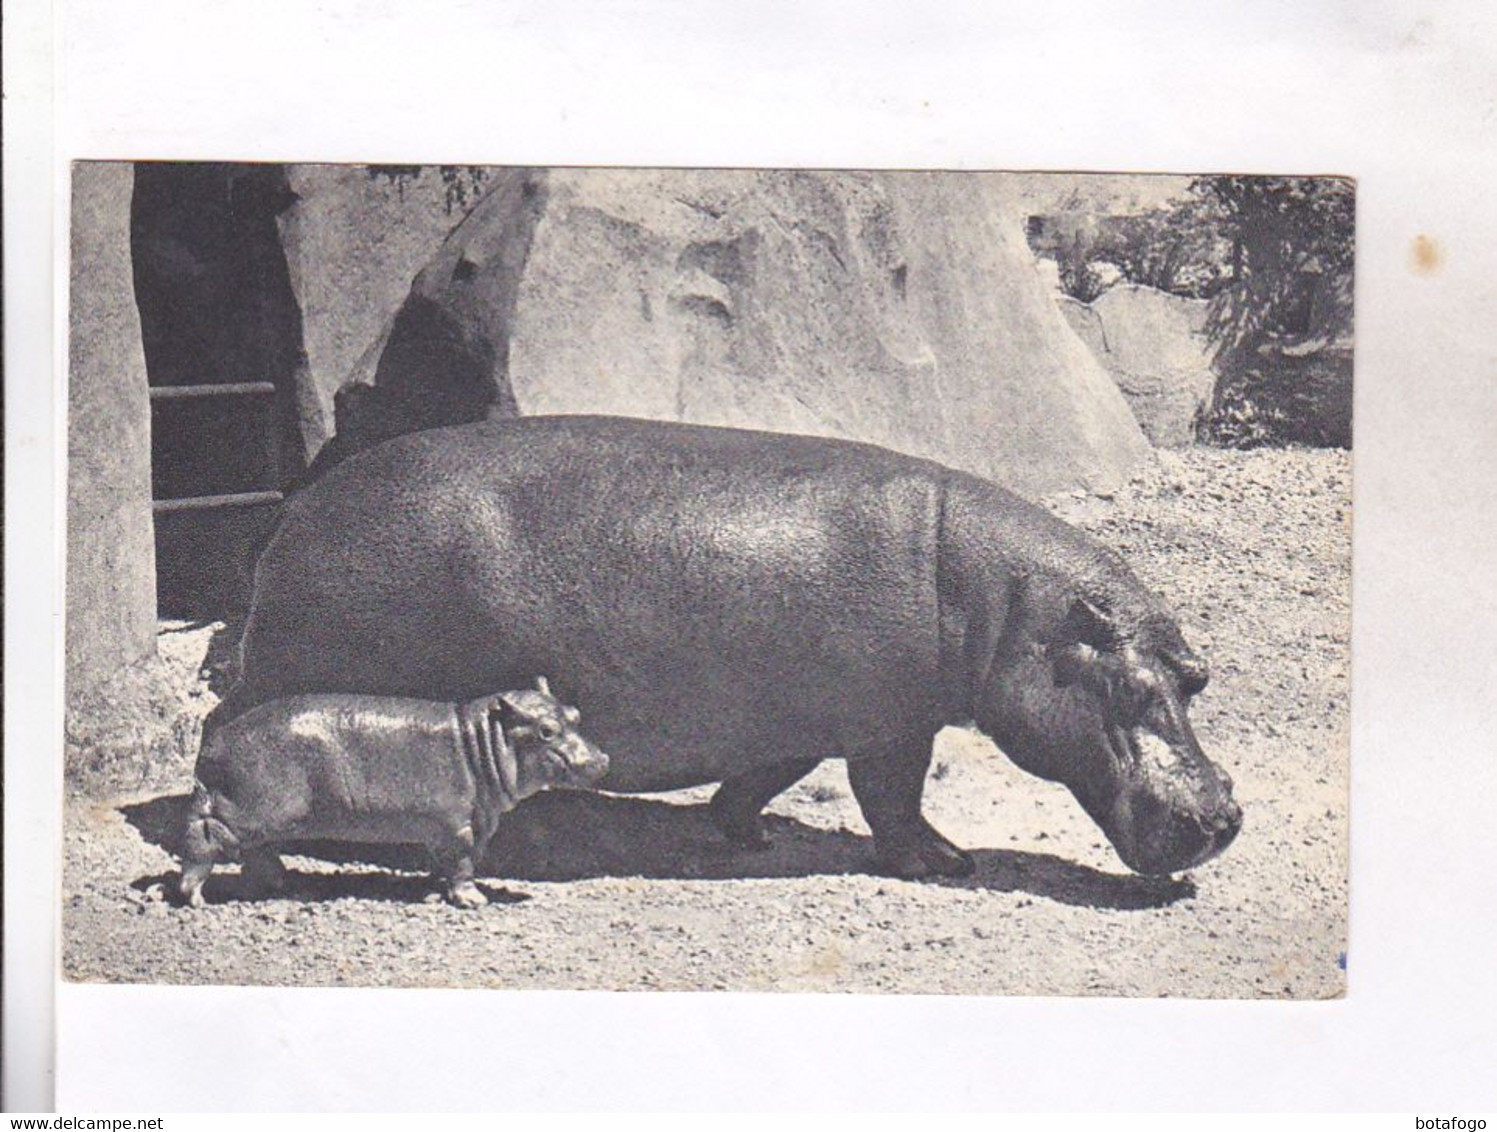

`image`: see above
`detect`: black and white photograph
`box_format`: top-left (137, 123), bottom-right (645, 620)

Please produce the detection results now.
top-left (62, 162), bottom-right (1352, 998)
top-left (10, 0), bottom-right (1497, 1116)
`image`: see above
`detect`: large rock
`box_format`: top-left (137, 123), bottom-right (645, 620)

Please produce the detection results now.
top-left (67, 163), bottom-right (157, 695)
top-left (341, 169), bottom-right (1147, 498)
top-left (277, 166), bottom-right (494, 456)
top-left (1059, 283), bottom-right (1216, 448)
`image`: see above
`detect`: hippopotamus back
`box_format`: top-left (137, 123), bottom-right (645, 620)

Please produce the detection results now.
top-left (240, 415), bottom-right (957, 792)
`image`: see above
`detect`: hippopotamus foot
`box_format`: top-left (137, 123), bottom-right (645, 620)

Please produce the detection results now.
top-left (240, 848), bottom-right (290, 898)
top-left (445, 879), bottom-right (489, 909)
top-left (178, 860), bottom-right (214, 908)
top-left (433, 829), bottom-right (489, 909)
top-left (848, 746), bottom-right (976, 879)
top-left (871, 819), bottom-right (976, 879)
top-left (709, 758), bottom-right (822, 849)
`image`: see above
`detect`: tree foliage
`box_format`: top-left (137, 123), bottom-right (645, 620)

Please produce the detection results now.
top-left (366, 165), bottom-right (492, 216)
top-left (1056, 230), bottom-right (1108, 303)
top-left (1191, 176), bottom-right (1355, 448)
top-left (1029, 175), bottom-right (1355, 449)
top-left (1193, 175), bottom-right (1355, 365)
top-left (1094, 198), bottom-right (1232, 298)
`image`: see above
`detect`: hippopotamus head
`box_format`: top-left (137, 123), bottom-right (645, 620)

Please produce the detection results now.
top-left (492, 677), bottom-right (611, 797)
top-left (979, 593), bottom-right (1241, 876)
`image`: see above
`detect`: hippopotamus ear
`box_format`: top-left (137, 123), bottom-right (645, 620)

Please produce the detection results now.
top-left (1049, 597), bottom-right (1121, 693)
top-left (1058, 596), bottom-right (1122, 650)
top-left (535, 676), bottom-right (552, 698)
top-left (1050, 641), bottom-right (1099, 689)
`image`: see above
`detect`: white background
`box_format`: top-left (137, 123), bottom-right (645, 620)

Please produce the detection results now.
top-left (7, 0), bottom-right (1497, 1113)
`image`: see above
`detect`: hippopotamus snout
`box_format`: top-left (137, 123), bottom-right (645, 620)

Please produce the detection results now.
top-left (1104, 760), bottom-right (1242, 876)
top-left (1140, 794), bottom-right (1242, 876)
top-left (1195, 763), bottom-right (1243, 851)
top-left (555, 730), bottom-right (610, 782)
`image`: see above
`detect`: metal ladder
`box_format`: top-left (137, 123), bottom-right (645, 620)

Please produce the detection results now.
top-left (148, 381), bottom-right (286, 514)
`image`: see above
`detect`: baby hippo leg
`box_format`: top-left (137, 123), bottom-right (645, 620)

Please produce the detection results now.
top-left (179, 859), bottom-right (215, 909)
top-left (430, 824), bottom-right (487, 909)
top-left (178, 783), bottom-right (234, 908)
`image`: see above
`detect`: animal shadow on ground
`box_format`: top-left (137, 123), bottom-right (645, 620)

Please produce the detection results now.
top-left (121, 790), bottom-right (1193, 912)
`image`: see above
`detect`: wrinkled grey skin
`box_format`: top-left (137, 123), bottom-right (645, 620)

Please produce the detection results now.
top-left (225, 415), bottom-right (1240, 880)
top-left (181, 678), bottom-right (609, 908)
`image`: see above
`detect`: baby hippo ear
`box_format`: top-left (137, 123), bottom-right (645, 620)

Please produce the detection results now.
top-left (492, 693), bottom-right (525, 723)
top-left (535, 675), bottom-right (552, 697)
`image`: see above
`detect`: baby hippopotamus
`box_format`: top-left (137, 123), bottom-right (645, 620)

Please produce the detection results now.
top-left (178, 677), bottom-right (608, 909)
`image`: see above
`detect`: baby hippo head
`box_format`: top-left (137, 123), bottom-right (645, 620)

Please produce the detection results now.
top-left (491, 676), bottom-right (610, 799)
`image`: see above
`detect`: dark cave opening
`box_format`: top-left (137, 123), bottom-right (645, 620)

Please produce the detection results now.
top-left (131, 162), bottom-right (308, 621)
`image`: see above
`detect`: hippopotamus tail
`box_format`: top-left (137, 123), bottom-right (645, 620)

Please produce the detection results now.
top-left (181, 780), bottom-right (240, 863)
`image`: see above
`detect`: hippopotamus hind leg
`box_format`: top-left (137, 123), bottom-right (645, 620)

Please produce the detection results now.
top-left (710, 758), bottom-right (822, 849)
top-left (847, 743), bottom-right (975, 879)
top-left (178, 860), bottom-right (214, 908)
top-left (179, 782), bottom-right (236, 907)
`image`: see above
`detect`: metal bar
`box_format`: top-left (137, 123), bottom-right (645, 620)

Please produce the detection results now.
top-left (152, 490), bottom-right (285, 514)
top-left (148, 382), bottom-right (278, 400)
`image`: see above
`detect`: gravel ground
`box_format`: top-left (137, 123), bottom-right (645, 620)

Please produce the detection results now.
top-left (62, 446), bottom-right (1350, 997)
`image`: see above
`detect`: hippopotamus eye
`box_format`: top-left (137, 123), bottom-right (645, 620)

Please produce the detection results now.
top-left (1160, 644), bottom-right (1209, 697)
top-left (537, 721), bottom-right (562, 742)
top-left (1053, 643), bottom-right (1155, 724)
top-left (1108, 677), bottom-right (1155, 726)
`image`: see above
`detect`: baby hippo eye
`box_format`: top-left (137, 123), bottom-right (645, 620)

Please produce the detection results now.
top-left (536, 721), bottom-right (562, 742)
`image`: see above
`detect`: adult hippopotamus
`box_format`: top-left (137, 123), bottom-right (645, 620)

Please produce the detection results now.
top-left (224, 415), bottom-right (1241, 878)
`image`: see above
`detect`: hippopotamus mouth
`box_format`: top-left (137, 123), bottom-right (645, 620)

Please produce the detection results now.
top-left (1092, 725), bottom-right (1243, 876)
top-left (1103, 786), bottom-right (1242, 876)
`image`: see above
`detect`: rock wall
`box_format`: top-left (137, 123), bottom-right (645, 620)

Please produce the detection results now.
top-left (1059, 283), bottom-right (1216, 448)
top-left (339, 169), bottom-right (1148, 498)
top-left (67, 162), bottom-right (158, 694)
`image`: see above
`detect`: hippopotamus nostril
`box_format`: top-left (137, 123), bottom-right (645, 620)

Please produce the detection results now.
top-left (1205, 799), bottom-right (1243, 843)
top-left (1193, 798), bottom-right (1241, 838)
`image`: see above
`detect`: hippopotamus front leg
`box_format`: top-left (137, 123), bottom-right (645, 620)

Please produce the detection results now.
top-left (240, 847), bottom-right (290, 898)
top-left (709, 757), bottom-right (822, 848)
top-left (847, 739), bottom-right (975, 879)
top-left (430, 824), bottom-right (488, 909)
